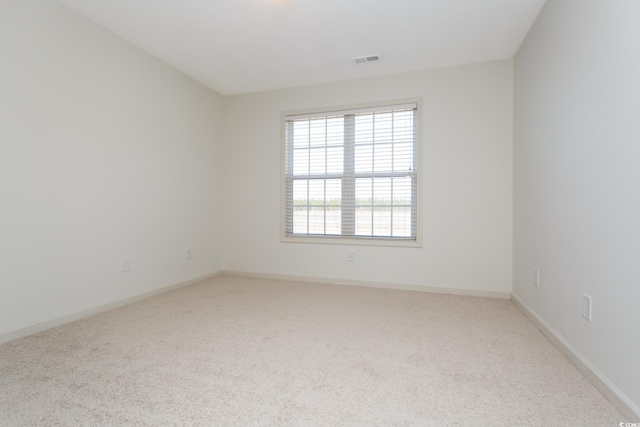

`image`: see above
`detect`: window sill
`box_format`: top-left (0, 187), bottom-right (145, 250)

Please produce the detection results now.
top-left (281, 235), bottom-right (422, 248)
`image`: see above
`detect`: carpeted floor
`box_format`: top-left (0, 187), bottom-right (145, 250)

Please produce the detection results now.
top-left (0, 275), bottom-right (624, 426)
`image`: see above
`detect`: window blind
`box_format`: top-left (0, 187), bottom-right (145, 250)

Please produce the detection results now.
top-left (284, 103), bottom-right (418, 241)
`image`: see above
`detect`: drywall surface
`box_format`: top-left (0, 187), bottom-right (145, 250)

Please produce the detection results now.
top-left (0, 0), bottom-right (224, 333)
top-left (223, 60), bottom-right (513, 293)
top-left (514, 0), bottom-right (640, 412)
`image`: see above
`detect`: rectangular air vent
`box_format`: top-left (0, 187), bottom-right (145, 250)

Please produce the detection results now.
top-left (351, 54), bottom-right (381, 65)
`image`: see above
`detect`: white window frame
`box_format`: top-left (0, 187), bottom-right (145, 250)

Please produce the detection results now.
top-left (280, 98), bottom-right (423, 247)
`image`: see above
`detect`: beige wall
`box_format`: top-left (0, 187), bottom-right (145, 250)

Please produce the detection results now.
top-left (514, 0), bottom-right (640, 413)
top-left (0, 0), bottom-right (225, 334)
top-left (223, 60), bottom-right (513, 294)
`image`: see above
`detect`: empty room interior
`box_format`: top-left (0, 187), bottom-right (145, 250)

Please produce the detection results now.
top-left (1, 0), bottom-right (639, 425)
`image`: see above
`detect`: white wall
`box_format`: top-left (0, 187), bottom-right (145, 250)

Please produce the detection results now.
top-left (0, 0), bottom-right (225, 335)
top-left (223, 60), bottom-right (513, 294)
top-left (514, 0), bottom-right (640, 413)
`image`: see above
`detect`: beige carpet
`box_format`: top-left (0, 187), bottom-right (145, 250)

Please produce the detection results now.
top-left (0, 275), bottom-right (623, 426)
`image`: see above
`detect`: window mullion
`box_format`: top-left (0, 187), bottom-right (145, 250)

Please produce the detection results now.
top-left (390, 111), bottom-right (395, 237)
top-left (370, 114), bottom-right (376, 236)
top-left (342, 115), bottom-right (355, 236)
top-left (324, 119), bottom-right (327, 235)
top-left (306, 120), bottom-right (311, 235)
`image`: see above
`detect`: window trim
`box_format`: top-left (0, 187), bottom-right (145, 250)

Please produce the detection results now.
top-left (280, 98), bottom-right (423, 248)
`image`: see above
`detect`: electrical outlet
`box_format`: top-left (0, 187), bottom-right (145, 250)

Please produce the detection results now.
top-left (582, 294), bottom-right (592, 322)
top-left (534, 268), bottom-right (540, 287)
top-left (122, 257), bottom-right (131, 272)
top-left (186, 247), bottom-right (192, 260)
top-left (347, 249), bottom-right (356, 261)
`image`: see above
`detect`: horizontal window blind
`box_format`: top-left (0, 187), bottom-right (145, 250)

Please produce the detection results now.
top-left (284, 103), bottom-right (418, 241)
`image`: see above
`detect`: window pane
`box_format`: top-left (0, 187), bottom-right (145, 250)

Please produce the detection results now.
top-left (326, 146), bottom-right (343, 174)
top-left (373, 177), bottom-right (391, 206)
top-left (293, 180), bottom-right (308, 205)
top-left (326, 207), bottom-right (341, 235)
top-left (326, 117), bottom-right (344, 146)
top-left (392, 176), bottom-right (412, 205)
top-left (326, 179), bottom-right (341, 205)
top-left (392, 207), bottom-right (411, 237)
top-left (308, 180), bottom-right (324, 206)
top-left (355, 207), bottom-right (372, 236)
top-left (309, 119), bottom-right (326, 147)
top-left (326, 179), bottom-right (341, 234)
top-left (355, 114), bottom-right (373, 145)
top-left (393, 111), bottom-right (413, 143)
top-left (293, 148), bottom-right (309, 175)
top-left (373, 207), bottom-right (392, 236)
top-left (293, 207), bottom-right (307, 234)
top-left (293, 121), bottom-right (309, 148)
top-left (355, 178), bottom-right (372, 206)
top-left (393, 143), bottom-right (413, 172)
top-left (309, 147), bottom-right (326, 175)
top-left (308, 207), bottom-right (325, 234)
top-left (354, 145), bottom-right (373, 173)
top-left (373, 144), bottom-right (392, 173)
top-left (374, 113), bottom-right (392, 144)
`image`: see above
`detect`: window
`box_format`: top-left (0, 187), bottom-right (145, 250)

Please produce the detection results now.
top-left (282, 100), bottom-right (421, 246)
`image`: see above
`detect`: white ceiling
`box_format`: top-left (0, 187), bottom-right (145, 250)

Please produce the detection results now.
top-left (57, 0), bottom-right (546, 96)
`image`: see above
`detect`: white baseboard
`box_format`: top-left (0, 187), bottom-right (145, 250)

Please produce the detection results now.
top-left (1, 270), bottom-right (506, 346)
top-left (511, 293), bottom-right (640, 422)
top-left (0, 272), bottom-right (222, 345)
top-left (220, 270), bottom-right (511, 299)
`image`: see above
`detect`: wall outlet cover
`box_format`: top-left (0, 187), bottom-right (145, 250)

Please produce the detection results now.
top-left (582, 293), bottom-right (592, 322)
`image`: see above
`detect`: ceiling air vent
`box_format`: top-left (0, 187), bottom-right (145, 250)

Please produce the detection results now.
top-left (351, 54), bottom-right (381, 65)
